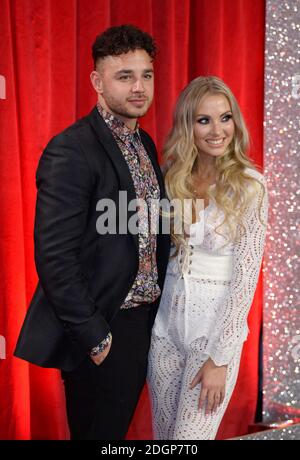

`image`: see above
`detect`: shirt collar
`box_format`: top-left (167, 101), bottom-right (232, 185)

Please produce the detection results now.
top-left (97, 102), bottom-right (140, 142)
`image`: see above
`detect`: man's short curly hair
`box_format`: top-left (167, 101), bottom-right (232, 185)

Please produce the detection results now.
top-left (92, 24), bottom-right (157, 68)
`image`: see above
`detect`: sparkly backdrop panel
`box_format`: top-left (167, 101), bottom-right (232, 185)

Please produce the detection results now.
top-left (263, 0), bottom-right (300, 422)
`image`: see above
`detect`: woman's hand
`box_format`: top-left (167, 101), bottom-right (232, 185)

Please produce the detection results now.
top-left (189, 357), bottom-right (227, 415)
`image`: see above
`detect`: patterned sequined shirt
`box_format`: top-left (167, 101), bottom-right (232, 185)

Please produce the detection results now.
top-left (97, 103), bottom-right (161, 309)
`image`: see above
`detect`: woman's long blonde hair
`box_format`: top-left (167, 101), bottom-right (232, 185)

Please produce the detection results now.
top-left (162, 76), bottom-right (266, 251)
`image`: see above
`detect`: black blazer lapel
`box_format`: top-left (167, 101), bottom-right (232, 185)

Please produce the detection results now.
top-left (87, 107), bottom-right (137, 200)
top-left (87, 107), bottom-right (139, 253)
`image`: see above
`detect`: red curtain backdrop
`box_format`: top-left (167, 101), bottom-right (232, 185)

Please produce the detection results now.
top-left (0, 0), bottom-right (265, 440)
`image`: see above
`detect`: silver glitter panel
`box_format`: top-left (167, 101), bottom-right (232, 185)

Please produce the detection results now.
top-left (232, 423), bottom-right (300, 440)
top-left (263, 0), bottom-right (300, 424)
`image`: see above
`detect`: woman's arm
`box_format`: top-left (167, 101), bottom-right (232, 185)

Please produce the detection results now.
top-left (190, 173), bottom-right (268, 413)
top-left (208, 173), bottom-right (268, 366)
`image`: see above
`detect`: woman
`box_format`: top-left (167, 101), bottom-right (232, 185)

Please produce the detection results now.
top-left (147, 76), bottom-right (268, 440)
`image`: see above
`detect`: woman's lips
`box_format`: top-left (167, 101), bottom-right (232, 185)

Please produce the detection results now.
top-left (205, 138), bottom-right (225, 147)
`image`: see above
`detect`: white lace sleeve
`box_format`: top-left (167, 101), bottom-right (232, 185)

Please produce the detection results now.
top-left (208, 173), bottom-right (268, 366)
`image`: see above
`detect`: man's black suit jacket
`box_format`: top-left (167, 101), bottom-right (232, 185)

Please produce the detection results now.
top-left (14, 107), bottom-right (170, 372)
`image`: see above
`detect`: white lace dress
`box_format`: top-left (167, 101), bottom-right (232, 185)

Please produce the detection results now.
top-left (147, 168), bottom-right (268, 440)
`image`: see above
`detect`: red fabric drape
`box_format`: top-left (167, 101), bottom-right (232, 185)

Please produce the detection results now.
top-left (0, 0), bottom-right (265, 440)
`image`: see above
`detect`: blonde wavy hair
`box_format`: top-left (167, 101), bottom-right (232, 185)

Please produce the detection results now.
top-left (162, 76), bottom-right (266, 252)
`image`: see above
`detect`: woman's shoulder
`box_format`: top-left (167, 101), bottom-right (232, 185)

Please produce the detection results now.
top-left (243, 167), bottom-right (267, 188)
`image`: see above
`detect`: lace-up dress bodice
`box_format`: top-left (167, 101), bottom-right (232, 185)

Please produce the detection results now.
top-left (152, 168), bottom-right (268, 366)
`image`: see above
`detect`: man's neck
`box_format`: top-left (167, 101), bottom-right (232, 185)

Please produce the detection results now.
top-left (97, 101), bottom-right (138, 131)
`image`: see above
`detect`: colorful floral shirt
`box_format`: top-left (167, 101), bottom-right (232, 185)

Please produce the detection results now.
top-left (97, 103), bottom-right (161, 309)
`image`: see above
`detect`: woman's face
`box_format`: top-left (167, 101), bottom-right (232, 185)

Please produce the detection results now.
top-left (193, 93), bottom-right (235, 159)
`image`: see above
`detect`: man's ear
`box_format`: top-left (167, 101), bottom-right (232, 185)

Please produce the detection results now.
top-left (90, 70), bottom-right (103, 94)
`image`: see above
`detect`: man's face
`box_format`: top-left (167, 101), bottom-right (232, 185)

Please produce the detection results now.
top-left (91, 49), bottom-right (154, 129)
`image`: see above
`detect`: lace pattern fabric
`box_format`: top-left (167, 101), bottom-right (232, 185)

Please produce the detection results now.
top-left (148, 334), bottom-right (243, 440)
top-left (147, 168), bottom-right (268, 439)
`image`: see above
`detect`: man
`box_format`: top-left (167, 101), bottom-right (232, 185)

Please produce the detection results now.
top-left (14, 24), bottom-right (170, 440)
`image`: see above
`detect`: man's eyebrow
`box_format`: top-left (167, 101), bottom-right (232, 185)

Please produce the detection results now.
top-left (115, 70), bottom-right (133, 75)
top-left (114, 69), bottom-right (154, 76)
top-left (196, 111), bottom-right (232, 117)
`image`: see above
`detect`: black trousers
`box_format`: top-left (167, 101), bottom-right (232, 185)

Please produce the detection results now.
top-left (61, 303), bottom-right (154, 440)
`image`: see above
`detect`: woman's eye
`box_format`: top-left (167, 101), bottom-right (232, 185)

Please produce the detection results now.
top-left (196, 114), bottom-right (232, 124)
top-left (222, 114), bottom-right (232, 122)
top-left (197, 118), bottom-right (209, 124)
